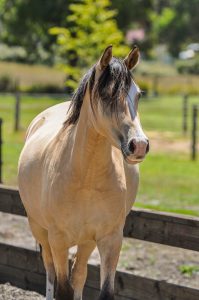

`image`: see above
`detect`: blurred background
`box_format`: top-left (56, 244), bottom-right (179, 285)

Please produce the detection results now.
top-left (0, 0), bottom-right (198, 216)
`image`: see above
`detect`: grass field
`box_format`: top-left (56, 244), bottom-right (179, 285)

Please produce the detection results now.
top-left (1, 60), bottom-right (199, 95)
top-left (0, 93), bottom-right (199, 216)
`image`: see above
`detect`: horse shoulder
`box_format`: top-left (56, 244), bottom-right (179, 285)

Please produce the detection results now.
top-left (26, 101), bottom-right (71, 141)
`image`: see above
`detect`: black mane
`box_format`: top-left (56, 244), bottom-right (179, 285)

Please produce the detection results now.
top-left (65, 57), bottom-right (132, 126)
top-left (64, 67), bottom-right (95, 126)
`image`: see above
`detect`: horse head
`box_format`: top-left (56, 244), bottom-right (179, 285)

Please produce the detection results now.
top-left (87, 45), bottom-right (149, 164)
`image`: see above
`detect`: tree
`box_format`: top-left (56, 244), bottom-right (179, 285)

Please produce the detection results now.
top-left (50, 0), bottom-right (129, 89)
top-left (150, 0), bottom-right (199, 57)
top-left (0, 0), bottom-right (73, 63)
top-left (111, 0), bottom-right (154, 56)
top-left (112, 0), bottom-right (153, 32)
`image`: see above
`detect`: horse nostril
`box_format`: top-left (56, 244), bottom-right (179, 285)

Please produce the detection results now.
top-left (146, 141), bottom-right (150, 153)
top-left (128, 139), bottom-right (136, 154)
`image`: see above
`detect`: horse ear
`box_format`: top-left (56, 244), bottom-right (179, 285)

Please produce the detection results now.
top-left (124, 46), bottom-right (140, 70)
top-left (98, 45), bottom-right (113, 70)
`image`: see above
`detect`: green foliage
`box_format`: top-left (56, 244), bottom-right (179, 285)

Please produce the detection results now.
top-left (0, 0), bottom-right (72, 64)
top-left (0, 44), bottom-right (27, 62)
top-left (136, 80), bottom-right (150, 97)
top-left (112, 0), bottom-right (153, 32)
top-left (151, 8), bottom-right (176, 35)
top-left (177, 55), bottom-right (199, 75)
top-left (179, 265), bottom-right (199, 277)
top-left (50, 0), bottom-right (129, 89)
top-left (111, 0), bottom-right (154, 55)
top-left (23, 84), bottom-right (65, 94)
top-left (0, 74), bottom-right (13, 92)
top-left (1, 0), bottom-right (198, 63)
top-left (150, 0), bottom-right (199, 57)
top-left (0, 0), bottom-right (6, 10)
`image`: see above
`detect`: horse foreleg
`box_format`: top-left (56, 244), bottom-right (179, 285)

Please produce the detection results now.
top-left (46, 258), bottom-right (55, 300)
top-left (97, 229), bottom-right (123, 300)
top-left (28, 218), bottom-right (55, 300)
top-left (48, 232), bottom-right (74, 300)
top-left (39, 244), bottom-right (56, 300)
top-left (39, 240), bottom-right (55, 300)
top-left (70, 241), bottom-right (96, 300)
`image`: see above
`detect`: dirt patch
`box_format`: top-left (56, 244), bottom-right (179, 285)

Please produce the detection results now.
top-left (147, 131), bottom-right (194, 154)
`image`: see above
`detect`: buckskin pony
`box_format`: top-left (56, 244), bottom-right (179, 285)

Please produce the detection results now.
top-left (18, 45), bottom-right (149, 300)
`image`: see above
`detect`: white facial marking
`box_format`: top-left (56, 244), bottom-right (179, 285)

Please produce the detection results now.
top-left (127, 81), bottom-right (140, 120)
top-left (126, 81), bottom-right (148, 142)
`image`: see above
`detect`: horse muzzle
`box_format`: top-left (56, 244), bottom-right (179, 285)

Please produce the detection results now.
top-left (121, 137), bottom-right (149, 164)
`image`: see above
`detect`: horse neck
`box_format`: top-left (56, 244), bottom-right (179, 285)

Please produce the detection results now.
top-left (69, 94), bottom-right (113, 183)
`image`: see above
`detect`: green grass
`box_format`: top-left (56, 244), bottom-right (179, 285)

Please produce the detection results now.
top-left (136, 153), bottom-right (199, 216)
top-left (139, 95), bottom-right (199, 135)
top-left (0, 94), bottom-right (63, 185)
top-left (179, 265), bottom-right (199, 277)
top-left (0, 94), bottom-right (199, 216)
top-left (136, 95), bottom-right (199, 215)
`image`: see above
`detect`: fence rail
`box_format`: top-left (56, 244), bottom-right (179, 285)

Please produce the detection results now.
top-left (0, 185), bottom-right (199, 299)
top-left (1, 242), bottom-right (199, 300)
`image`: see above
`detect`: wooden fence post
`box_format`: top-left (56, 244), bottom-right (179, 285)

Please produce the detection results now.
top-left (14, 89), bottom-right (21, 131)
top-left (0, 118), bottom-right (2, 183)
top-left (182, 94), bottom-right (188, 135)
top-left (152, 75), bottom-right (159, 97)
top-left (191, 105), bottom-right (198, 160)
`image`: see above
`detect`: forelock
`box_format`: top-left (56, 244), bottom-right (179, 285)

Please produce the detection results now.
top-left (92, 57), bottom-right (132, 115)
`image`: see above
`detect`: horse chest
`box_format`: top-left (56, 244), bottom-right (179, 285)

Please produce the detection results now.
top-left (49, 187), bottom-right (126, 243)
